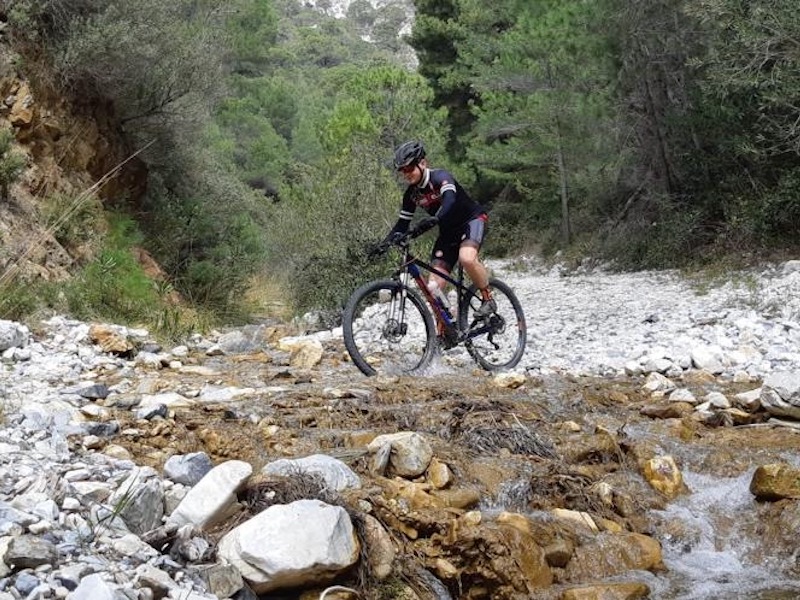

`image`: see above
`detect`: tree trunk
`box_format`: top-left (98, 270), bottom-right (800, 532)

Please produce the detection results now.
top-left (556, 136), bottom-right (571, 245)
top-left (548, 62), bottom-right (571, 245)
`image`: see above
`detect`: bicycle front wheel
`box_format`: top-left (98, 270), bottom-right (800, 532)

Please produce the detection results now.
top-left (342, 279), bottom-right (437, 376)
top-left (458, 278), bottom-right (527, 371)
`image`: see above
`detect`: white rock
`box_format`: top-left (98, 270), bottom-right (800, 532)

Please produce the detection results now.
top-left (217, 499), bottom-right (359, 593)
top-left (262, 455), bottom-right (361, 492)
top-left (367, 432), bottom-right (433, 478)
top-left (168, 460), bottom-right (253, 530)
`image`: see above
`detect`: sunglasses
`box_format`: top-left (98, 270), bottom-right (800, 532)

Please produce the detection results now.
top-left (398, 164), bottom-right (418, 174)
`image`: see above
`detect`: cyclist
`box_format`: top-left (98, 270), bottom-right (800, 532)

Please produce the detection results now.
top-left (383, 140), bottom-right (496, 322)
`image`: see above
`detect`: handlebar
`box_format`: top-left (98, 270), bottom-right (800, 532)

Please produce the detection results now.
top-left (369, 220), bottom-right (435, 258)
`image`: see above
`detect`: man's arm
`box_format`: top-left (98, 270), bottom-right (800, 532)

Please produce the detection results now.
top-left (432, 171), bottom-right (457, 221)
top-left (389, 189), bottom-right (416, 234)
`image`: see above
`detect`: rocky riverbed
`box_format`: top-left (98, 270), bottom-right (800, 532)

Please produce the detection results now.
top-left (2, 259), bottom-right (800, 600)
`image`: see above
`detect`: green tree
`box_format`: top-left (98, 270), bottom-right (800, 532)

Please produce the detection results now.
top-left (409, 0), bottom-right (474, 159)
top-left (225, 0), bottom-right (279, 75)
top-left (265, 64), bottom-right (448, 314)
top-left (683, 0), bottom-right (800, 244)
top-left (461, 0), bottom-right (615, 246)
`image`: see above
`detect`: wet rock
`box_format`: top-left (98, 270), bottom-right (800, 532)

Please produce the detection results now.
top-left (640, 402), bottom-right (693, 419)
top-left (551, 509), bottom-right (599, 534)
top-left (560, 431), bottom-right (620, 464)
top-left (426, 458), bottom-right (452, 489)
top-left (431, 518), bottom-right (553, 597)
top-left (493, 371), bottom-right (526, 389)
top-left (543, 539), bottom-right (574, 568)
top-left (367, 432), bottom-right (433, 478)
top-left (642, 455), bottom-right (687, 499)
top-left (430, 487), bottom-right (480, 510)
top-left (564, 532), bottom-right (663, 581)
top-left (750, 463), bottom-right (800, 500)
top-left (361, 514), bottom-right (395, 580)
top-left (561, 582), bottom-right (650, 600)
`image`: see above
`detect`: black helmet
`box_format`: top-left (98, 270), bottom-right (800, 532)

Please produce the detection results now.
top-left (393, 140), bottom-right (426, 170)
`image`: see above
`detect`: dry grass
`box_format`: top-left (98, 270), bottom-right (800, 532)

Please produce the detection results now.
top-left (242, 272), bottom-right (295, 321)
top-left (443, 399), bottom-right (557, 459)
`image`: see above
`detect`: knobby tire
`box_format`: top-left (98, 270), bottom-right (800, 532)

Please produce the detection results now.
top-left (342, 279), bottom-right (436, 376)
top-left (458, 277), bottom-right (527, 371)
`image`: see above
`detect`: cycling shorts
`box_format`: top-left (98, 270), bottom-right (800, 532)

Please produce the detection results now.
top-left (431, 214), bottom-right (487, 270)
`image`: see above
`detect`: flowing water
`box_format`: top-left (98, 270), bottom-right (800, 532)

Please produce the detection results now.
top-left (649, 470), bottom-right (800, 599)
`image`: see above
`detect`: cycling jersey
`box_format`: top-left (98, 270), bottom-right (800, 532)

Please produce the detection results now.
top-left (390, 168), bottom-right (487, 241)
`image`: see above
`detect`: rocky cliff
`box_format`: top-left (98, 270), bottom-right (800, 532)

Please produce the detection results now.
top-left (0, 44), bottom-right (145, 284)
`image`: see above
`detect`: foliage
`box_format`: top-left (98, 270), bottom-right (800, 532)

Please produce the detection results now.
top-left (6, 0), bottom-right (271, 321)
top-left (263, 64), bottom-right (448, 316)
top-left (225, 0), bottom-right (279, 75)
top-left (141, 157), bottom-right (267, 315)
top-left (0, 277), bottom-right (44, 322)
top-left (408, 0), bottom-right (473, 159)
top-left (9, 0), bottom-right (800, 320)
top-left (60, 215), bottom-right (160, 322)
top-left (41, 191), bottom-right (105, 250)
top-left (0, 128), bottom-right (26, 199)
top-left (463, 0), bottom-right (617, 244)
top-left (686, 0), bottom-right (800, 159)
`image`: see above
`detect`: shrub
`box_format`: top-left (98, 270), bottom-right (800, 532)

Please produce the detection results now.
top-left (40, 191), bottom-right (105, 250)
top-left (0, 128), bottom-right (26, 199)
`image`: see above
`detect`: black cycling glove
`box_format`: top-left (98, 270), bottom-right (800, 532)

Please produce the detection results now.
top-left (384, 231), bottom-right (405, 245)
top-left (410, 216), bottom-right (438, 237)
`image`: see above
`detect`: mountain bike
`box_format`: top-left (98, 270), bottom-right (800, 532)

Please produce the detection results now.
top-left (342, 224), bottom-right (527, 376)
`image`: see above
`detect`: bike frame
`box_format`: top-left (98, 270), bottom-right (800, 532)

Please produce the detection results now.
top-left (390, 244), bottom-right (495, 342)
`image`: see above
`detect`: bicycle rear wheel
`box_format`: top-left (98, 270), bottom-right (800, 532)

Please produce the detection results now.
top-left (342, 279), bottom-right (436, 376)
top-left (458, 278), bottom-right (527, 371)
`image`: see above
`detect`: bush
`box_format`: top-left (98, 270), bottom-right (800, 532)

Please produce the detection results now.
top-left (0, 128), bottom-right (26, 199)
top-left (40, 190), bottom-right (105, 250)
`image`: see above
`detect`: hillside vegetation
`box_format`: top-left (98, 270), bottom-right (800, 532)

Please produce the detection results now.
top-left (0, 0), bottom-right (799, 329)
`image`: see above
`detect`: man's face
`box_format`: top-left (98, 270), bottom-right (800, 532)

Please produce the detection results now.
top-left (398, 159), bottom-right (425, 185)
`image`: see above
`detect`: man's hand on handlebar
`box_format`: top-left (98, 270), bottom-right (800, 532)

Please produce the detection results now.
top-left (367, 231), bottom-right (405, 258)
top-left (409, 215), bottom-right (438, 238)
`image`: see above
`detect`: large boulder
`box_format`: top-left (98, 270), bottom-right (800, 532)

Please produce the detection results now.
top-left (217, 499), bottom-right (359, 593)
